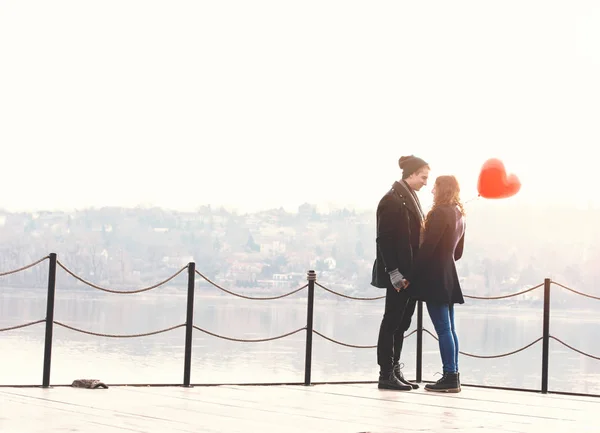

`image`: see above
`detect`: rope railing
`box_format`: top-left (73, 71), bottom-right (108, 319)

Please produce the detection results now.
top-left (551, 281), bottom-right (600, 301)
top-left (315, 282), bottom-right (385, 300)
top-left (314, 281), bottom-right (544, 301)
top-left (193, 325), bottom-right (306, 343)
top-left (312, 280), bottom-right (600, 303)
top-left (312, 329), bottom-right (418, 349)
top-left (463, 282), bottom-right (544, 300)
top-left (57, 260), bottom-right (187, 294)
top-left (310, 328), bottom-right (546, 359)
top-left (550, 336), bottom-right (600, 361)
top-left (2, 256), bottom-right (596, 303)
top-left (0, 319), bottom-right (45, 332)
top-left (2, 253), bottom-right (599, 396)
top-left (0, 256), bottom-right (49, 277)
top-left (54, 321), bottom-right (187, 338)
top-left (195, 269), bottom-right (308, 300)
top-left (422, 329), bottom-right (544, 359)
top-left (7, 318), bottom-right (596, 364)
top-left (2, 318), bottom-right (304, 343)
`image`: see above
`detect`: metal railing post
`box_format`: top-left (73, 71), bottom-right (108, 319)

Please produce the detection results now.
top-left (183, 262), bottom-right (196, 387)
top-left (416, 300), bottom-right (423, 383)
top-left (541, 278), bottom-right (551, 394)
top-left (42, 253), bottom-right (57, 388)
top-left (304, 270), bottom-right (316, 386)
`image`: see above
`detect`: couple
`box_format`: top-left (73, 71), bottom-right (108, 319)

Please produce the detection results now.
top-left (371, 155), bottom-right (466, 393)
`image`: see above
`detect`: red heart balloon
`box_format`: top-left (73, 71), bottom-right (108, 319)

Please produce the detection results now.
top-left (477, 158), bottom-right (521, 199)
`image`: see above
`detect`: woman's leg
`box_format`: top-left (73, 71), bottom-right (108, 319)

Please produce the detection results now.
top-left (426, 302), bottom-right (457, 373)
top-left (449, 303), bottom-right (459, 372)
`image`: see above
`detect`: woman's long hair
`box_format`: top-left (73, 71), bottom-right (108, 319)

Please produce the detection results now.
top-left (424, 175), bottom-right (465, 231)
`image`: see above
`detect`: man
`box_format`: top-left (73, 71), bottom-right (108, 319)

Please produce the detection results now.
top-left (371, 155), bottom-right (430, 390)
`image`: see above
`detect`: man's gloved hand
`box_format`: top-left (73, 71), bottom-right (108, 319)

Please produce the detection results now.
top-left (388, 269), bottom-right (405, 292)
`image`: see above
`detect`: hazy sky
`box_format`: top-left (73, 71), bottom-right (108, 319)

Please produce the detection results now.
top-left (1, 1), bottom-right (599, 214)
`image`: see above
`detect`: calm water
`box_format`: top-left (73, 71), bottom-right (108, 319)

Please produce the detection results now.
top-left (1, 284), bottom-right (599, 395)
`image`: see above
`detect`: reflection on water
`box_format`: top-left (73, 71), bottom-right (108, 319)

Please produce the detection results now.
top-left (1, 285), bottom-right (599, 395)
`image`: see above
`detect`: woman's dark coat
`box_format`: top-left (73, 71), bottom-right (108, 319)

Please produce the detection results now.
top-left (405, 204), bottom-right (466, 304)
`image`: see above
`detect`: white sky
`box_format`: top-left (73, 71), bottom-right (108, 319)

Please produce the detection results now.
top-left (1, 1), bottom-right (599, 214)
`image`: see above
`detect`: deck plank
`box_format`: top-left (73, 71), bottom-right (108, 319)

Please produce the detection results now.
top-left (0, 384), bottom-right (597, 432)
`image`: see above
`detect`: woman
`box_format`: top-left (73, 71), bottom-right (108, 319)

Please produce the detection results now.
top-left (404, 175), bottom-right (466, 393)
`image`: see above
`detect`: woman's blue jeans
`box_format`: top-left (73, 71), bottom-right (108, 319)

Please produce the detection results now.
top-left (426, 302), bottom-right (459, 373)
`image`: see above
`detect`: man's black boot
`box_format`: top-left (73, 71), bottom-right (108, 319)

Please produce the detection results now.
top-left (393, 362), bottom-right (419, 390)
top-left (378, 370), bottom-right (412, 391)
top-left (424, 372), bottom-right (461, 393)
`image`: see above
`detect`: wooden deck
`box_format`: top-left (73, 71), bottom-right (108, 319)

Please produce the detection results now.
top-left (0, 383), bottom-right (597, 432)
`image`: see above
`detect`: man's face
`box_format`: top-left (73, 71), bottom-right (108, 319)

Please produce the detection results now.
top-left (407, 168), bottom-right (430, 191)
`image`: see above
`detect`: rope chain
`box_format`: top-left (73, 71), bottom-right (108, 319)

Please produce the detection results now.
top-left (311, 328), bottom-right (544, 359)
top-left (57, 260), bottom-right (187, 294)
top-left (550, 336), bottom-right (600, 360)
top-left (311, 329), bottom-right (417, 349)
top-left (463, 283), bottom-right (544, 300)
top-left (4, 322), bottom-right (599, 362)
top-left (193, 325), bottom-right (306, 342)
top-left (551, 281), bottom-right (600, 301)
top-left (0, 256), bottom-right (49, 277)
top-left (422, 329), bottom-right (544, 358)
top-left (195, 270), bottom-right (307, 300)
top-left (314, 282), bottom-right (544, 301)
top-left (0, 319), bottom-right (46, 332)
top-left (54, 321), bottom-right (186, 338)
top-left (315, 283), bottom-right (385, 300)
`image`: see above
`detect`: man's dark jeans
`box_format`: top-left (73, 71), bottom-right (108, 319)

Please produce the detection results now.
top-left (377, 287), bottom-right (417, 372)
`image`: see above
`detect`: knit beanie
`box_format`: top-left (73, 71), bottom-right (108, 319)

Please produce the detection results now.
top-left (399, 155), bottom-right (428, 179)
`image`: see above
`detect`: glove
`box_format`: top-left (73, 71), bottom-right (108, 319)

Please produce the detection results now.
top-left (388, 269), bottom-right (405, 291)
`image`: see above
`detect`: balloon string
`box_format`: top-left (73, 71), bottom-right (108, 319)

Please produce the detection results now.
top-left (464, 194), bottom-right (481, 204)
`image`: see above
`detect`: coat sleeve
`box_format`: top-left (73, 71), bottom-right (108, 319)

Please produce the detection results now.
top-left (454, 228), bottom-right (465, 261)
top-left (375, 196), bottom-right (412, 276)
top-left (406, 208), bottom-right (447, 281)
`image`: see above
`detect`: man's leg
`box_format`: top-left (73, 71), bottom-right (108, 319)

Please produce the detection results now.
top-left (376, 287), bottom-right (412, 391)
top-left (392, 295), bottom-right (419, 389)
top-left (393, 295), bottom-right (416, 363)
